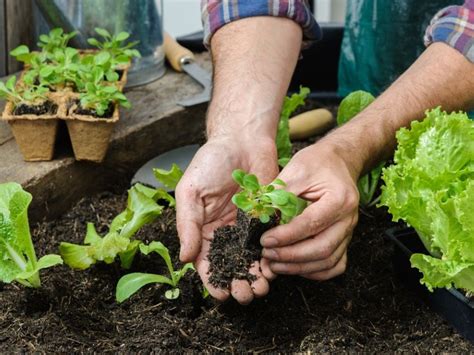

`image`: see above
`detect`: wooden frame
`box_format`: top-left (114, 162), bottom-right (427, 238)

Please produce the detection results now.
top-left (0, 0), bottom-right (6, 77)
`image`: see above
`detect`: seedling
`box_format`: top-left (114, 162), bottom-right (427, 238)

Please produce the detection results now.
top-left (88, 27), bottom-right (141, 67)
top-left (0, 183), bottom-right (62, 288)
top-left (60, 165), bottom-right (182, 270)
top-left (276, 86), bottom-right (310, 167)
top-left (38, 28), bottom-right (78, 56)
top-left (116, 242), bottom-right (195, 302)
top-left (231, 169), bottom-right (307, 224)
top-left (337, 90), bottom-right (384, 207)
top-left (79, 80), bottom-right (130, 117)
top-left (0, 76), bottom-right (49, 107)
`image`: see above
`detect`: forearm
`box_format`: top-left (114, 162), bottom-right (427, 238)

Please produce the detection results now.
top-left (207, 17), bottom-right (302, 141)
top-left (325, 43), bottom-right (474, 178)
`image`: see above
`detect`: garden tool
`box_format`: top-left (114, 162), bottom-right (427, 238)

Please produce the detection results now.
top-left (163, 33), bottom-right (212, 107)
top-left (131, 108), bottom-right (334, 191)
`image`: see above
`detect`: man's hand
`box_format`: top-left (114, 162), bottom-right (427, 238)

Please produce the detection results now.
top-left (176, 136), bottom-right (278, 304)
top-left (260, 142), bottom-right (359, 280)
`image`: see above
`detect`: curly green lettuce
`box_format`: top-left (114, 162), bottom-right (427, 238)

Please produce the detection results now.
top-left (380, 108), bottom-right (474, 292)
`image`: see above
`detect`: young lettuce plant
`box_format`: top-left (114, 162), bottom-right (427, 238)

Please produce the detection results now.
top-left (88, 27), bottom-right (141, 68)
top-left (380, 108), bottom-right (474, 293)
top-left (276, 86), bottom-right (310, 167)
top-left (59, 165), bottom-right (182, 270)
top-left (116, 242), bottom-right (195, 302)
top-left (0, 76), bottom-right (49, 107)
top-left (37, 28), bottom-right (78, 57)
top-left (0, 183), bottom-right (62, 288)
top-left (337, 90), bottom-right (384, 207)
top-left (79, 80), bottom-right (130, 116)
top-left (231, 169), bottom-right (307, 224)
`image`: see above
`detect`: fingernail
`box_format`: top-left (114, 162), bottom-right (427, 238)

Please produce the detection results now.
top-left (262, 248), bottom-right (278, 260)
top-left (261, 237), bottom-right (278, 248)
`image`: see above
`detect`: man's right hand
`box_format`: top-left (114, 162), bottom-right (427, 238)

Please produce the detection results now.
top-left (175, 136), bottom-right (279, 304)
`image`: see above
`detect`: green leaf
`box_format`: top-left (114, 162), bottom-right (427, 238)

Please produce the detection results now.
top-left (336, 90), bottom-right (375, 126)
top-left (259, 214), bottom-right (271, 223)
top-left (242, 174), bottom-right (259, 192)
top-left (84, 223), bottom-right (101, 244)
top-left (119, 240), bottom-right (142, 269)
top-left (6, 76), bottom-right (16, 91)
top-left (266, 189), bottom-right (290, 206)
top-left (94, 51), bottom-right (111, 65)
top-left (115, 32), bottom-right (130, 42)
top-left (165, 288), bottom-right (180, 300)
top-left (87, 38), bottom-right (101, 47)
top-left (116, 272), bottom-right (173, 303)
top-left (139, 241), bottom-right (172, 275)
top-left (232, 169), bottom-right (246, 187)
top-left (276, 86), bottom-right (310, 166)
top-left (95, 27), bottom-right (111, 38)
top-left (272, 178), bottom-right (287, 187)
top-left (153, 164), bottom-right (184, 190)
top-left (10, 45), bottom-right (29, 57)
top-left (231, 192), bottom-right (253, 211)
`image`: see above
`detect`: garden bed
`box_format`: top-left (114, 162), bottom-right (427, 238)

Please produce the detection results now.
top-left (0, 178), bottom-right (472, 352)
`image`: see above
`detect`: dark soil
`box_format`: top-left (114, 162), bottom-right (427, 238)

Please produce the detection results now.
top-left (0, 192), bottom-right (472, 352)
top-left (208, 210), bottom-right (278, 289)
top-left (71, 99), bottom-right (114, 118)
top-left (13, 100), bottom-right (58, 116)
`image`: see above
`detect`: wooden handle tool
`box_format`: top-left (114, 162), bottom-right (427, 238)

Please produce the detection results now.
top-left (289, 108), bottom-right (334, 140)
top-left (163, 32), bottom-right (195, 72)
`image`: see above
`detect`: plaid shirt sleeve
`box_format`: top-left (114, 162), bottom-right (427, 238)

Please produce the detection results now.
top-left (201, 0), bottom-right (322, 48)
top-left (424, 0), bottom-right (474, 62)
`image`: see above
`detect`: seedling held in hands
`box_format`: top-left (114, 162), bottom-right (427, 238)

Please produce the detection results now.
top-left (231, 170), bottom-right (307, 224)
top-left (116, 242), bottom-right (195, 302)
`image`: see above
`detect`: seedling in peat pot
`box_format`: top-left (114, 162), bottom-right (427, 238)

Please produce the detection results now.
top-left (337, 90), bottom-right (384, 207)
top-left (88, 28), bottom-right (141, 68)
top-left (116, 242), bottom-right (195, 302)
top-left (0, 183), bottom-right (62, 288)
top-left (231, 169), bottom-right (307, 224)
top-left (77, 80), bottom-right (130, 117)
top-left (37, 28), bottom-right (78, 57)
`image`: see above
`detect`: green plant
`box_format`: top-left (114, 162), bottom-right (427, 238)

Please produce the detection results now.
top-left (276, 86), bottom-right (310, 167)
top-left (38, 28), bottom-right (78, 56)
top-left (380, 108), bottom-right (474, 293)
top-left (337, 90), bottom-right (384, 207)
top-left (88, 27), bottom-right (141, 67)
top-left (231, 169), bottom-right (306, 224)
top-left (0, 76), bottom-right (49, 107)
top-left (79, 80), bottom-right (130, 116)
top-left (153, 163), bottom-right (184, 190)
top-left (0, 183), bottom-right (62, 288)
top-left (59, 165), bottom-right (182, 270)
top-left (116, 242), bottom-right (195, 302)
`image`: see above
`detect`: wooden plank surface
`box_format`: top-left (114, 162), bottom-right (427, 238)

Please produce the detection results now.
top-left (6, 0), bottom-right (33, 74)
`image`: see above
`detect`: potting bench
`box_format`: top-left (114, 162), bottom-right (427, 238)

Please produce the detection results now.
top-left (0, 53), bottom-right (211, 222)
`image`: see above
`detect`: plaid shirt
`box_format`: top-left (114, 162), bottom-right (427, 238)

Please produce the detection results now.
top-left (202, 0), bottom-right (474, 62)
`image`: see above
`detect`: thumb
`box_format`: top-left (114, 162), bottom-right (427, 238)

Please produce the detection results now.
top-left (175, 184), bottom-right (203, 263)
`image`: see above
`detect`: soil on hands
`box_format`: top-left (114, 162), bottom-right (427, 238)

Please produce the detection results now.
top-left (208, 210), bottom-right (278, 289)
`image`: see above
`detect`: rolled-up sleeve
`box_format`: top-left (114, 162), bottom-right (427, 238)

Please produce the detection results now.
top-left (424, 0), bottom-right (474, 62)
top-left (201, 0), bottom-right (322, 48)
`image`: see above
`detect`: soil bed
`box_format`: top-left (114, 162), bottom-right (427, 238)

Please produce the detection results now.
top-left (1, 106), bottom-right (473, 351)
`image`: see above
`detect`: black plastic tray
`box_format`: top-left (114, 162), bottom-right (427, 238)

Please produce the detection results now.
top-left (385, 227), bottom-right (474, 343)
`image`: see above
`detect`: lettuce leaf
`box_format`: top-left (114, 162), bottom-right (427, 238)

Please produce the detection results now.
top-left (276, 87), bottom-right (310, 167)
top-left (380, 108), bottom-right (474, 292)
top-left (0, 183), bottom-right (62, 287)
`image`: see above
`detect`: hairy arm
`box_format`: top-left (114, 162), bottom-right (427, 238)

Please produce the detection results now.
top-left (206, 16), bottom-right (302, 143)
top-left (327, 43), bottom-right (474, 179)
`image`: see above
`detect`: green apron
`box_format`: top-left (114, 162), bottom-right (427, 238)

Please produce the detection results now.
top-left (338, 0), bottom-right (464, 97)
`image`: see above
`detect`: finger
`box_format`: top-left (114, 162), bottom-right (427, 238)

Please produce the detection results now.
top-left (194, 240), bottom-right (230, 301)
top-left (230, 279), bottom-right (254, 305)
top-left (260, 257), bottom-right (277, 281)
top-left (175, 181), bottom-right (203, 262)
top-left (260, 197), bottom-right (343, 248)
top-left (269, 236), bottom-right (350, 275)
top-left (249, 262), bottom-right (270, 298)
top-left (303, 252), bottom-right (348, 281)
top-left (262, 218), bottom-right (352, 263)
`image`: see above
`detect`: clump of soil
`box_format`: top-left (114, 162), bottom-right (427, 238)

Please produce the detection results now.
top-left (71, 99), bottom-right (114, 118)
top-left (13, 100), bottom-right (58, 115)
top-left (208, 210), bottom-right (278, 288)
